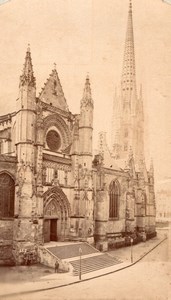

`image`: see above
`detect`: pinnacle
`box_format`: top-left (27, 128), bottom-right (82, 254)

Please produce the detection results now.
top-left (81, 75), bottom-right (93, 108)
top-left (20, 44), bottom-right (36, 87)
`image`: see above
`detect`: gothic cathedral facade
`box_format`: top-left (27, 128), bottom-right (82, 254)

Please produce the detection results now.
top-left (0, 1), bottom-right (156, 265)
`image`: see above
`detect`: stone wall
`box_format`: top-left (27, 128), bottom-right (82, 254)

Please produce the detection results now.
top-left (38, 246), bottom-right (72, 272)
top-left (0, 220), bottom-right (14, 265)
top-left (0, 156), bottom-right (17, 176)
top-left (0, 244), bottom-right (14, 265)
top-left (0, 220), bottom-right (13, 240)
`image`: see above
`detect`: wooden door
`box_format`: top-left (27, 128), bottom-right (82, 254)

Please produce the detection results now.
top-left (50, 219), bottom-right (57, 241)
top-left (44, 219), bottom-right (50, 243)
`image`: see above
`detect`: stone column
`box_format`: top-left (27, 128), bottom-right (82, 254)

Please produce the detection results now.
top-left (94, 190), bottom-right (109, 251)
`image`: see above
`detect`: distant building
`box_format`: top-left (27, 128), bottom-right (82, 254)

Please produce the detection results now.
top-left (156, 189), bottom-right (171, 221)
top-left (0, 0), bottom-right (156, 265)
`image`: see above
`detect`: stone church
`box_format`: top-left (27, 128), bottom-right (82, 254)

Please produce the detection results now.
top-left (0, 0), bottom-right (156, 265)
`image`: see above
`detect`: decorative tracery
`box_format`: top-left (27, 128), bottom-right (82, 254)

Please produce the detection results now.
top-left (43, 114), bottom-right (71, 150)
top-left (44, 186), bottom-right (71, 217)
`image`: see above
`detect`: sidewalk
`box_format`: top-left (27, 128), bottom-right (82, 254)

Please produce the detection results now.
top-left (0, 232), bottom-right (167, 298)
top-left (108, 231), bottom-right (167, 262)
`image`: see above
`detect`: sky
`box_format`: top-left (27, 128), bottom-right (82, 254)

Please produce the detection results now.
top-left (0, 0), bottom-right (171, 189)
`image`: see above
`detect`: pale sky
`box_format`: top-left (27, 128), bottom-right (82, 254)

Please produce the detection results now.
top-left (0, 0), bottom-right (171, 187)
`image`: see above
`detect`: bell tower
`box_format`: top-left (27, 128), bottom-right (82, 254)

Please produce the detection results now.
top-left (112, 0), bottom-right (145, 166)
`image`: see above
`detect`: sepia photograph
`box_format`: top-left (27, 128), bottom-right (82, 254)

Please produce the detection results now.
top-left (0, 0), bottom-right (170, 299)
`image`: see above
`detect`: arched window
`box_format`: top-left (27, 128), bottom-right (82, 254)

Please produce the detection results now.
top-left (0, 173), bottom-right (15, 218)
top-left (109, 180), bottom-right (120, 219)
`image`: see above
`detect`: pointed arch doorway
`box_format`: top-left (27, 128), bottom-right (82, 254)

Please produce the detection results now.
top-left (43, 187), bottom-right (71, 243)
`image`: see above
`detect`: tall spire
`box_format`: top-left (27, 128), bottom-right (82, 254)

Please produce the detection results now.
top-left (81, 75), bottom-right (93, 108)
top-left (121, 0), bottom-right (137, 96)
top-left (112, 0), bottom-right (144, 163)
top-left (20, 44), bottom-right (36, 88)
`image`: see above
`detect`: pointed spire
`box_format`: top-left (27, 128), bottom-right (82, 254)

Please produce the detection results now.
top-left (81, 75), bottom-right (93, 108)
top-left (20, 44), bottom-right (36, 88)
top-left (121, 0), bottom-right (137, 96)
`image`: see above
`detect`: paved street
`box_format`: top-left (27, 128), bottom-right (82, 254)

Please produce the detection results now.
top-left (3, 238), bottom-right (170, 300)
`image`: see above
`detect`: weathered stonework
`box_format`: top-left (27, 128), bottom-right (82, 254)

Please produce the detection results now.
top-left (0, 1), bottom-right (156, 265)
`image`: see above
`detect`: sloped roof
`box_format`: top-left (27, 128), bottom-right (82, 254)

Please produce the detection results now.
top-left (39, 68), bottom-right (68, 112)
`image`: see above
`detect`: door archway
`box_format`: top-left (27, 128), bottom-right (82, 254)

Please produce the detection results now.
top-left (43, 187), bottom-right (71, 242)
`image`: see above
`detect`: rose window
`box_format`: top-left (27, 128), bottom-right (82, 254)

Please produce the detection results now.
top-left (46, 130), bottom-right (61, 151)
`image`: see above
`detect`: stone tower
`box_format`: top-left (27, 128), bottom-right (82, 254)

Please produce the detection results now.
top-left (77, 76), bottom-right (94, 242)
top-left (79, 76), bottom-right (94, 169)
top-left (13, 46), bottom-right (42, 263)
top-left (112, 0), bottom-right (144, 165)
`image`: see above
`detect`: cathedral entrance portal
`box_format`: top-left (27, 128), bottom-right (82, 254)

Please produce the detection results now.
top-left (43, 187), bottom-right (71, 243)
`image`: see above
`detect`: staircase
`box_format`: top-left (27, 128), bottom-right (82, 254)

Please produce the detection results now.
top-left (70, 253), bottom-right (122, 276)
top-left (43, 242), bottom-right (122, 276)
top-left (46, 242), bottom-right (98, 260)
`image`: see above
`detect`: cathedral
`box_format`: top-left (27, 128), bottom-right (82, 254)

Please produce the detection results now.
top-left (0, 0), bottom-right (156, 265)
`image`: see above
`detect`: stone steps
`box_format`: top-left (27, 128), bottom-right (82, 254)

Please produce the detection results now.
top-left (70, 253), bottom-right (122, 276)
top-left (46, 242), bottom-right (98, 260)
top-left (45, 242), bottom-right (122, 275)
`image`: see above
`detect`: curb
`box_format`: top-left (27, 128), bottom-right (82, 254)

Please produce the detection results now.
top-left (1, 237), bottom-right (167, 298)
